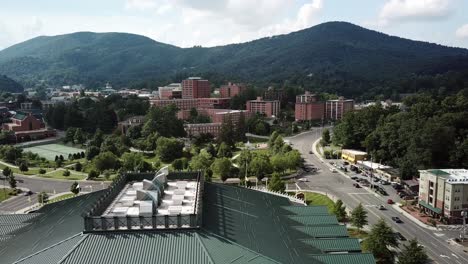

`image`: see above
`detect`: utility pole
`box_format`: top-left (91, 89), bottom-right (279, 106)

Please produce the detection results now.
top-left (461, 210), bottom-right (468, 241)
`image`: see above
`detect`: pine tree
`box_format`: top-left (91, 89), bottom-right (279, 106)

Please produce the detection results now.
top-left (350, 203), bottom-right (368, 232)
top-left (363, 218), bottom-right (399, 264)
top-left (333, 199), bottom-right (347, 222)
top-left (398, 238), bottom-right (428, 264)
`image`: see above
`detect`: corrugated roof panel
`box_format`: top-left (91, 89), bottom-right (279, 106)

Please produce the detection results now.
top-left (299, 238), bottom-right (362, 253)
top-left (0, 223), bottom-right (29, 235)
top-left (285, 215), bottom-right (339, 226)
top-left (62, 231), bottom-right (213, 264)
top-left (308, 253), bottom-right (376, 264)
top-left (0, 214), bottom-right (41, 224)
top-left (279, 206), bottom-right (329, 215)
top-left (15, 234), bottom-right (85, 264)
top-left (197, 231), bottom-right (280, 264)
top-left (293, 225), bottom-right (348, 238)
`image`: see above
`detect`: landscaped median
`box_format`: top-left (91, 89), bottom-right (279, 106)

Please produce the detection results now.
top-left (0, 188), bottom-right (14, 202)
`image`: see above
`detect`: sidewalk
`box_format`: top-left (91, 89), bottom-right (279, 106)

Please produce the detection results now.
top-left (392, 203), bottom-right (438, 230)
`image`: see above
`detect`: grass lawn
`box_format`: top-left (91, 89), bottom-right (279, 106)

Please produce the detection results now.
top-left (0, 165), bottom-right (54, 176)
top-left (347, 228), bottom-right (369, 240)
top-left (48, 193), bottom-right (76, 204)
top-left (0, 188), bottom-right (13, 202)
top-left (23, 143), bottom-right (85, 161)
top-left (38, 170), bottom-right (87, 181)
top-left (302, 192), bottom-right (335, 213)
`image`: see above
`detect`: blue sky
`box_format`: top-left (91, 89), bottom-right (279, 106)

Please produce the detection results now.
top-left (0, 0), bottom-right (468, 50)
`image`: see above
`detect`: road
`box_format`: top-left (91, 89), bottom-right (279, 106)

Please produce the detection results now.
top-left (287, 128), bottom-right (468, 264)
top-left (0, 174), bottom-right (109, 213)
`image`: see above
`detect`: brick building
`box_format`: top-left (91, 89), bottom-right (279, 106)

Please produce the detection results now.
top-left (246, 97), bottom-right (280, 118)
top-left (150, 99), bottom-right (198, 110)
top-left (158, 83), bottom-right (182, 99)
top-left (419, 169), bottom-right (468, 224)
top-left (196, 98), bottom-right (231, 109)
top-left (2, 111), bottom-right (55, 142)
top-left (182, 77), bottom-right (210, 99)
top-left (325, 98), bottom-right (354, 120)
top-left (117, 116), bottom-right (146, 134)
top-left (294, 92), bottom-right (324, 121)
top-left (185, 123), bottom-right (222, 138)
top-left (219, 82), bottom-right (246, 98)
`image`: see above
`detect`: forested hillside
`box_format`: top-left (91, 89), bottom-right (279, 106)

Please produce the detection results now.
top-left (0, 75), bottom-right (23, 93)
top-left (0, 22), bottom-right (467, 97)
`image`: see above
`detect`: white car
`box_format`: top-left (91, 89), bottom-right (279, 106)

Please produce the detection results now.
top-left (330, 168), bottom-right (337, 173)
top-left (298, 178), bottom-right (309, 182)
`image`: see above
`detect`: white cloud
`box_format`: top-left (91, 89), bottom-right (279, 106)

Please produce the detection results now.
top-left (125, 0), bottom-right (158, 10)
top-left (455, 24), bottom-right (468, 39)
top-left (379, 0), bottom-right (453, 25)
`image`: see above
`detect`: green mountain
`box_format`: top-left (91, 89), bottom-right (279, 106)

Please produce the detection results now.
top-left (0, 21), bottom-right (467, 91)
top-left (0, 75), bottom-right (23, 93)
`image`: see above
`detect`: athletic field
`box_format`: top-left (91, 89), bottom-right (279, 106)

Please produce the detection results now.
top-left (23, 144), bottom-right (85, 161)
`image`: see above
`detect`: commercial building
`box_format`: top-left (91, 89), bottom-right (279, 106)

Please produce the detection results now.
top-left (325, 98), bottom-right (354, 120)
top-left (182, 77), bottom-right (210, 99)
top-left (418, 169), bottom-right (468, 223)
top-left (246, 97), bottom-right (280, 118)
top-left (295, 92), bottom-right (325, 121)
top-left (341, 149), bottom-right (367, 164)
top-left (219, 82), bottom-right (246, 98)
top-left (0, 170), bottom-right (375, 264)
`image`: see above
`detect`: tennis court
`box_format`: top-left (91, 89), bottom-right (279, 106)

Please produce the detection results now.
top-left (23, 144), bottom-right (85, 161)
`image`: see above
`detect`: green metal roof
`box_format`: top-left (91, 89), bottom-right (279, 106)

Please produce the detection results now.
top-left (418, 200), bottom-right (442, 214)
top-left (293, 225), bottom-right (349, 238)
top-left (308, 253), bottom-right (376, 264)
top-left (59, 231), bottom-right (279, 264)
top-left (0, 190), bottom-right (106, 264)
top-left (285, 215), bottom-right (339, 226)
top-left (280, 206), bottom-right (330, 215)
top-left (428, 169), bottom-right (450, 177)
top-left (0, 213), bottom-right (41, 224)
top-left (12, 112), bottom-right (27, 120)
top-left (15, 234), bottom-right (85, 264)
top-left (0, 223), bottom-right (29, 235)
top-left (299, 238), bottom-right (362, 253)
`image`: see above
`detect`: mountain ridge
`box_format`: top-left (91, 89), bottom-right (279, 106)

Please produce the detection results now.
top-left (0, 21), bottom-right (467, 92)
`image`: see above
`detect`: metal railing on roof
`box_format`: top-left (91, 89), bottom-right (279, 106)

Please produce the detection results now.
top-left (247, 186), bottom-right (306, 205)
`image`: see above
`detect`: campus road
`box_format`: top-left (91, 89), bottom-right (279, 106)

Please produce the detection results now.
top-left (287, 129), bottom-right (468, 264)
top-left (0, 174), bottom-right (109, 213)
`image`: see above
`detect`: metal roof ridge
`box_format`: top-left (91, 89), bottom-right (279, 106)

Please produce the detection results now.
top-left (194, 232), bottom-right (215, 264)
top-left (199, 230), bottom-right (283, 264)
top-left (57, 233), bottom-right (89, 264)
top-left (13, 233), bottom-right (84, 264)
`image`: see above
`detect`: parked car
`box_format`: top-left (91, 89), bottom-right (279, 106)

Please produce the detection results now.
top-left (309, 151), bottom-right (313, 154)
top-left (330, 168), bottom-right (337, 173)
top-left (391, 217), bottom-right (403, 223)
top-left (343, 161), bottom-right (349, 165)
top-left (24, 190), bottom-right (34, 196)
top-left (380, 180), bottom-right (390, 185)
top-left (353, 183), bottom-right (361, 188)
top-left (378, 205), bottom-right (386, 210)
top-left (394, 232), bottom-right (407, 241)
top-left (387, 199), bottom-right (394, 204)
top-left (350, 176), bottom-right (358, 180)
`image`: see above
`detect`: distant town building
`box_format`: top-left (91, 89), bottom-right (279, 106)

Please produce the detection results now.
top-left (185, 123), bottom-right (222, 138)
top-left (325, 97), bottom-right (354, 120)
top-left (294, 92), bottom-right (324, 121)
top-left (150, 99), bottom-right (198, 110)
top-left (263, 87), bottom-right (284, 101)
top-left (196, 98), bottom-right (231, 109)
top-left (118, 116), bottom-right (146, 134)
top-left (419, 169), bottom-right (468, 224)
top-left (219, 82), bottom-right (246, 98)
top-left (182, 77), bottom-right (210, 99)
top-left (158, 83), bottom-right (182, 99)
top-left (246, 97), bottom-right (280, 118)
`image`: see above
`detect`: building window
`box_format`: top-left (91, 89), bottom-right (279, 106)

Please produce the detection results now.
top-left (429, 182), bottom-right (434, 188)
top-left (429, 189), bottom-right (434, 195)
top-left (429, 197), bottom-right (433, 203)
